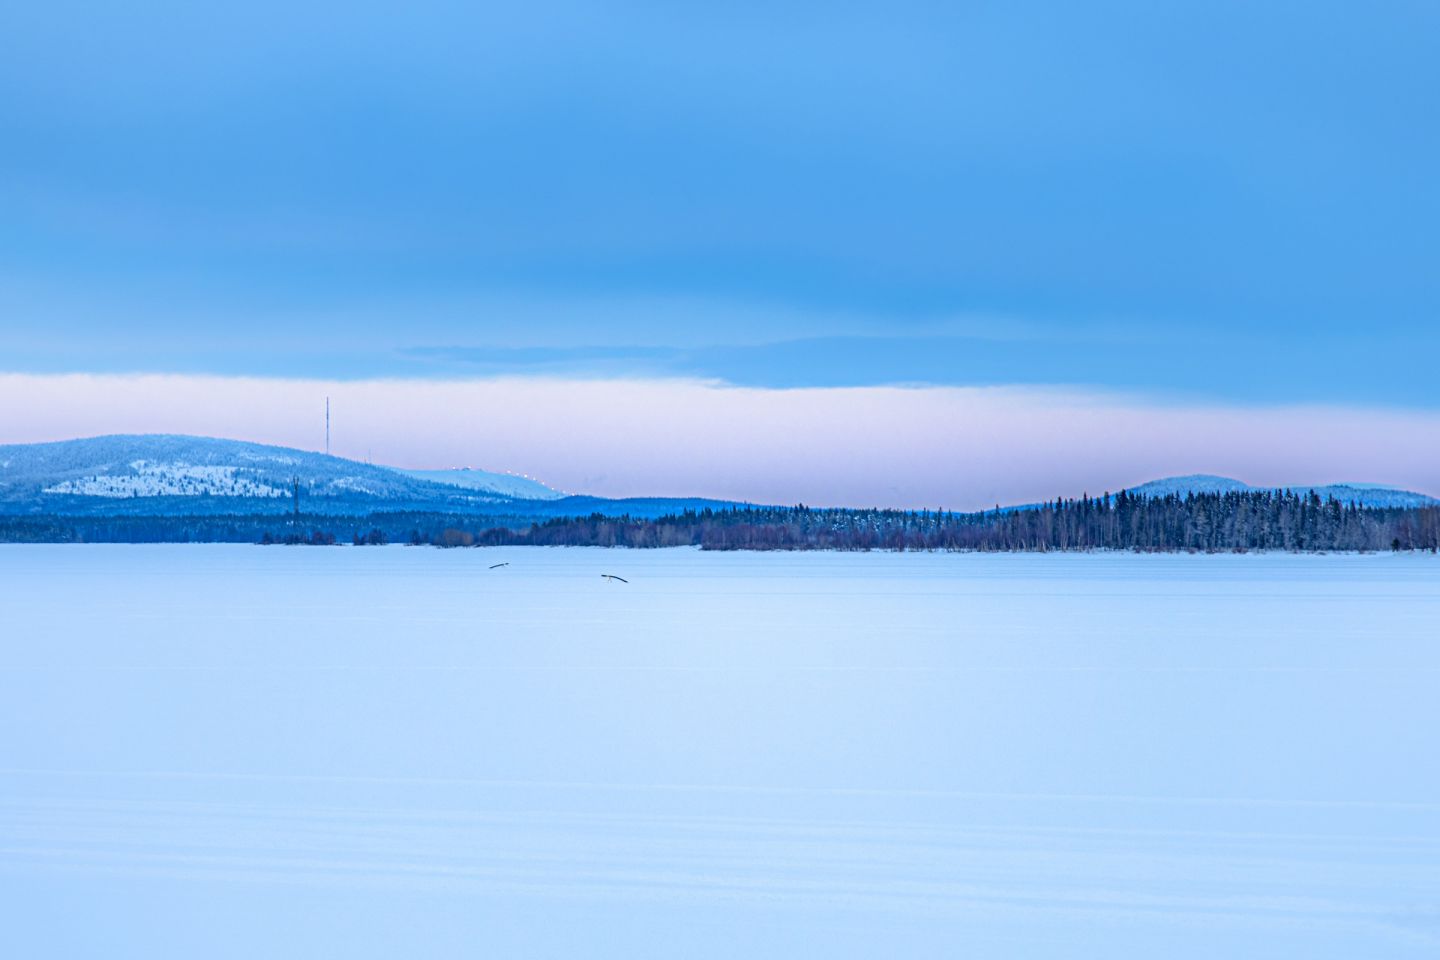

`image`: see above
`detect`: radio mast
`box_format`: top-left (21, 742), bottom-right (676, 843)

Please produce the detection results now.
top-left (325, 397), bottom-right (330, 456)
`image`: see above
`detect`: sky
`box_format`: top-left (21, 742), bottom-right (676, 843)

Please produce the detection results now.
top-left (2, 2), bottom-right (1437, 505)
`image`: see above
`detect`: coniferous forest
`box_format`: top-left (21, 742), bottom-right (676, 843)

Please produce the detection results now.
top-left (3, 489), bottom-right (1438, 552)
top-left (443, 489), bottom-right (1440, 552)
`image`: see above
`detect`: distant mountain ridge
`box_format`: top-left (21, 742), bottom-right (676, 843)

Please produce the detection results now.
top-left (0, 435), bottom-right (741, 519)
top-left (1, 437), bottom-right (1433, 518)
top-left (1124, 474), bottom-right (1437, 509)
top-left (0, 435), bottom-right (499, 515)
top-left (396, 468), bottom-right (564, 501)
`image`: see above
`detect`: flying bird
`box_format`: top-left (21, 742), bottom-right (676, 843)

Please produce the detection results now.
top-left (489, 562), bottom-right (509, 569)
top-left (601, 574), bottom-right (629, 583)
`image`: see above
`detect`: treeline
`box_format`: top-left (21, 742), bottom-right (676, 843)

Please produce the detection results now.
top-left (419, 489), bottom-right (1440, 553)
top-left (0, 510), bottom-right (526, 544)
top-left (2, 490), bottom-right (1438, 552)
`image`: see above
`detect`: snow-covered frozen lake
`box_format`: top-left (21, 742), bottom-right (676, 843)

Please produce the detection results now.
top-left (2, 545), bottom-right (1438, 958)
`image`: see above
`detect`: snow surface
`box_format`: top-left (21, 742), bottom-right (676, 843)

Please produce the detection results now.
top-left (2, 546), bottom-right (1438, 959)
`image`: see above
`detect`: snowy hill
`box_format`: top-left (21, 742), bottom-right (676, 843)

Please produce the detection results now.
top-left (1125, 475), bottom-right (1252, 497)
top-left (0, 435), bottom-right (758, 523)
top-left (396, 468), bottom-right (564, 500)
top-left (4, 437), bottom-right (1432, 520)
top-left (1124, 474), bottom-right (1437, 508)
top-left (0, 435), bottom-right (529, 515)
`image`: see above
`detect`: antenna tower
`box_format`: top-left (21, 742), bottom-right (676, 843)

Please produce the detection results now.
top-left (325, 397), bottom-right (330, 456)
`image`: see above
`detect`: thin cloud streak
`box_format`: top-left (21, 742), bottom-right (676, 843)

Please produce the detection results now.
top-left (1, 374), bottom-right (1436, 509)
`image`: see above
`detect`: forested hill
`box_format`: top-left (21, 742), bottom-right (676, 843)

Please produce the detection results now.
top-left (1124, 474), bottom-right (1437, 509)
top-left (0, 434), bottom-right (560, 513)
top-left (431, 489), bottom-right (1440, 552)
top-left (5, 489), bottom-right (1437, 552)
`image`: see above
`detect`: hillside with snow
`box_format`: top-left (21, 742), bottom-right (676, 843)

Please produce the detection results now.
top-left (3, 437), bottom-right (1433, 523)
top-left (0, 436), bottom-right (761, 528)
top-left (396, 468), bottom-right (564, 500)
top-left (0, 435), bottom-right (530, 515)
top-left (1125, 474), bottom-right (1438, 508)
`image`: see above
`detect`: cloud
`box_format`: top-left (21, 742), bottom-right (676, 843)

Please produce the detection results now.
top-left (2, 373), bottom-right (1437, 509)
top-left (5, 275), bottom-right (1438, 404)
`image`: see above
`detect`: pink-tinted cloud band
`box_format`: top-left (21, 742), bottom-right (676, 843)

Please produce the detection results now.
top-left (2, 374), bottom-right (1436, 508)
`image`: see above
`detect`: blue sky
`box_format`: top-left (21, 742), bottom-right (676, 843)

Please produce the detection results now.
top-left (4, 1), bottom-right (1437, 399)
top-left (2, 3), bottom-right (1438, 502)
